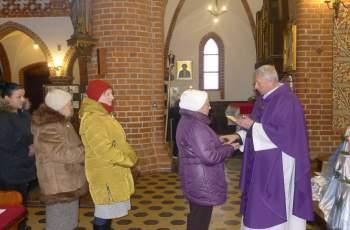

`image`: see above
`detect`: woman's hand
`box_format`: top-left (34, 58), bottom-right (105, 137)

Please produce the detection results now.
top-left (220, 134), bottom-right (241, 144)
top-left (229, 142), bottom-right (241, 150)
top-left (28, 144), bottom-right (35, 157)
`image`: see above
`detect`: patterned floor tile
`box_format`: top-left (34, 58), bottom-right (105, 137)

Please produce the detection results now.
top-left (26, 158), bottom-right (321, 229)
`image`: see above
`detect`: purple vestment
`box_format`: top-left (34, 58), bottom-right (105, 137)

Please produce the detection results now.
top-left (240, 84), bottom-right (314, 228)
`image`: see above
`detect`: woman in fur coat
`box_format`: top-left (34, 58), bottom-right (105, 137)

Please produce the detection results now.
top-left (32, 89), bottom-right (87, 230)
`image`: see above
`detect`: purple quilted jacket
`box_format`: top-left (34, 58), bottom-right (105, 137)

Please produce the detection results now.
top-left (176, 109), bottom-right (234, 206)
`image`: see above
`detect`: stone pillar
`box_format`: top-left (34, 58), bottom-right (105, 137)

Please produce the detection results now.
top-left (89, 0), bottom-right (171, 173)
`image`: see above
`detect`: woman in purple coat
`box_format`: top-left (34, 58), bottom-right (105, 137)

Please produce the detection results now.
top-left (176, 89), bottom-right (239, 230)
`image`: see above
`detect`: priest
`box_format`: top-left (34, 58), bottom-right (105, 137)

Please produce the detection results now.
top-left (222, 65), bottom-right (314, 229)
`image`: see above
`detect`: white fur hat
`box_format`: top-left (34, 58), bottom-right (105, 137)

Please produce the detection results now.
top-left (45, 89), bottom-right (72, 111)
top-left (179, 89), bottom-right (208, 111)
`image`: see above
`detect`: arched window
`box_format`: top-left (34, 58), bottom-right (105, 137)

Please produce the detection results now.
top-left (199, 33), bottom-right (224, 98)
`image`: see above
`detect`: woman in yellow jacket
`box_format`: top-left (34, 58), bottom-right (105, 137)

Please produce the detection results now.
top-left (79, 80), bottom-right (137, 230)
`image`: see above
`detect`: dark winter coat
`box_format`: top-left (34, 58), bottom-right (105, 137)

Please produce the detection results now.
top-left (176, 109), bottom-right (234, 206)
top-left (32, 104), bottom-right (87, 204)
top-left (0, 98), bottom-right (36, 185)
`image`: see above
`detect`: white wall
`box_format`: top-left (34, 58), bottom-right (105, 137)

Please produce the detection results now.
top-left (166, 0), bottom-right (263, 101)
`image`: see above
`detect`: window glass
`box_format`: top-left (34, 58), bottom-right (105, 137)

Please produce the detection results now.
top-left (204, 73), bottom-right (219, 90)
top-left (204, 39), bottom-right (218, 54)
top-left (203, 38), bottom-right (219, 90)
top-left (204, 55), bottom-right (219, 72)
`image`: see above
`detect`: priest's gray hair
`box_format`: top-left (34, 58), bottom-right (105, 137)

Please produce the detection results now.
top-left (255, 65), bottom-right (278, 82)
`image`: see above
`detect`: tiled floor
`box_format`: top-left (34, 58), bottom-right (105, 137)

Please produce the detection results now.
top-left (26, 157), bottom-right (321, 229)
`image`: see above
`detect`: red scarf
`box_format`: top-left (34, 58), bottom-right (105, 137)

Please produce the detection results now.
top-left (101, 103), bottom-right (113, 113)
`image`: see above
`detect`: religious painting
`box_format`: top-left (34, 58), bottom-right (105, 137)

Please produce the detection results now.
top-left (283, 24), bottom-right (296, 71)
top-left (176, 60), bottom-right (192, 80)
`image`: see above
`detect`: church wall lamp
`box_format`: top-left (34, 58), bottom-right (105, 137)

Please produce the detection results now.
top-left (48, 56), bottom-right (63, 77)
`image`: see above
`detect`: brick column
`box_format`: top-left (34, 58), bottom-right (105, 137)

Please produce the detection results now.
top-left (89, 0), bottom-right (171, 173)
top-left (296, 0), bottom-right (341, 159)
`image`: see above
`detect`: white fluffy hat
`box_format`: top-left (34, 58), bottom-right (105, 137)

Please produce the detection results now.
top-left (179, 89), bottom-right (208, 111)
top-left (45, 89), bottom-right (72, 111)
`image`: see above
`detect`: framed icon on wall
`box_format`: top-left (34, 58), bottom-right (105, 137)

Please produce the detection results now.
top-left (176, 60), bottom-right (192, 80)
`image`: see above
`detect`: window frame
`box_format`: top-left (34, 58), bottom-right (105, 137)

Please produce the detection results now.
top-left (199, 32), bottom-right (225, 98)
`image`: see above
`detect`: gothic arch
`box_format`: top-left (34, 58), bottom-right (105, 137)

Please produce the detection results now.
top-left (0, 21), bottom-right (53, 64)
top-left (164, 0), bottom-right (256, 75)
top-left (0, 43), bottom-right (11, 81)
top-left (241, 0), bottom-right (256, 42)
top-left (164, 0), bottom-right (186, 71)
top-left (62, 46), bottom-right (78, 77)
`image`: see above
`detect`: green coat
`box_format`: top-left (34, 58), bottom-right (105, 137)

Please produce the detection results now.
top-left (79, 98), bottom-right (137, 205)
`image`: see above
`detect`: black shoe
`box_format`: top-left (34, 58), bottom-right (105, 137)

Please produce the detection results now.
top-left (18, 221), bottom-right (31, 230)
top-left (106, 219), bottom-right (111, 229)
top-left (93, 222), bottom-right (111, 230)
top-left (93, 224), bottom-right (104, 230)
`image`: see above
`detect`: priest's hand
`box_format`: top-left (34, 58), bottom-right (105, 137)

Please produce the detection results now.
top-left (235, 115), bottom-right (255, 129)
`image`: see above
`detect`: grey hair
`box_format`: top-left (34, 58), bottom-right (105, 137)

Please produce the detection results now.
top-left (255, 65), bottom-right (279, 82)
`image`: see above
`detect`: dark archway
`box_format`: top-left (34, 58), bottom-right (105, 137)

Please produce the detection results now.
top-left (21, 62), bottom-right (49, 113)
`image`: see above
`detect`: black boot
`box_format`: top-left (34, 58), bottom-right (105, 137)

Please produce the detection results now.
top-left (93, 223), bottom-right (107, 230)
top-left (93, 220), bottom-right (111, 230)
top-left (106, 219), bottom-right (112, 229)
top-left (18, 220), bottom-right (31, 230)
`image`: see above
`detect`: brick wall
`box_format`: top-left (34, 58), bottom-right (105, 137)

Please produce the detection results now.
top-left (296, 0), bottom-right (343, 159)
top-left (89, 0), bottom-right (171, 173)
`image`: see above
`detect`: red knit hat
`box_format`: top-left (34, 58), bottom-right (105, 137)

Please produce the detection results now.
top-left (86, 80), bottom-right (111, 101)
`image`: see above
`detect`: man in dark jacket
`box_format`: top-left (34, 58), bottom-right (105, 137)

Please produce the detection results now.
top-left (176, 89), bottom-right (239, 230)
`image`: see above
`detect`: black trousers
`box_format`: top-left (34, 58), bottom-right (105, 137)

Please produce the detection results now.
top-left (187, 201), bottom-right (213, 230)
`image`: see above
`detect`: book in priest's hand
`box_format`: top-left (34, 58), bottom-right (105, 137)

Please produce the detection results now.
top-left (226, 115), bottom-right (237, 122)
